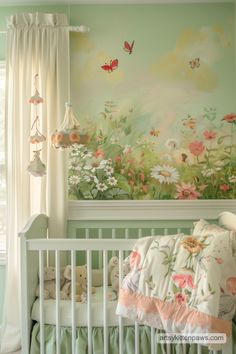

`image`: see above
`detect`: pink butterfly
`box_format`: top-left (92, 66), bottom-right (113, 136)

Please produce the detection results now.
top-left (101, 59), bottom-right (119, 73)
top-left (124, 40), bottom-right (135, 55)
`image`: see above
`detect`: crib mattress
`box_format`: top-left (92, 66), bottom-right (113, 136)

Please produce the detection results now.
top-left (31, 286), bottom-right (134, 327)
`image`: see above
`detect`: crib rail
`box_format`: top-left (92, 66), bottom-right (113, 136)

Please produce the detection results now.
top-left (27, 238), bottom-right (137, 251)
top-left (19, 214), bottom-right (231, 354)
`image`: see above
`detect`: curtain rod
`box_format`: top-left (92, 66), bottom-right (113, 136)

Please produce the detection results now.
top-left (0, 25), bottom-right (90, 34)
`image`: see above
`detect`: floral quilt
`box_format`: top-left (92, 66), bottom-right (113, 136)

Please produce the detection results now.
top-left (116, 231), bottom-right (236, 340)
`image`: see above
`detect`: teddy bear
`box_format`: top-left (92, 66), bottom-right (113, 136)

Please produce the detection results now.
top-left (62, 265), bottom-right (96, 302)
top-left (35, 266), bottom-right (68, 300)
top-left (108, 256), bottom-right (130, 298)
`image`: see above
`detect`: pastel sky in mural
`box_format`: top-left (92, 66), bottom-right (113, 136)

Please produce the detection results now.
top-left (71, 4), bottom-right (235, 125)
top-left (68, 4), bottom-right (236, 200)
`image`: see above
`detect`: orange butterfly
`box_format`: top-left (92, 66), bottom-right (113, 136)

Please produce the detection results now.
top-left (124, 40), bottom-right (135, 55)
top-left (101, 59), bottom-right (119, 73)
top-left (150, 128), bottom-right (160, 137)
top-left (189, 57), bottom-right (200, 69)
top-left (182, 117), bottom-right (196, 130)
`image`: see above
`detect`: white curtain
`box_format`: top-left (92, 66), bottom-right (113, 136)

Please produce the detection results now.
top-left (0, 13), bottom-right (69, 353)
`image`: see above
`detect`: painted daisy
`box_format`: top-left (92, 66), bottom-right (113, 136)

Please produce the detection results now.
top-left (96, 182), bottom-right (108, 192)
top-left (229, 175), bottom-right (236, 183)
top-left (108, 177), bottom-right (118, 186)
top-left (68, 175), bottom-right (81, 185)
top-left (150, 164), bottom-right (179, 184)
top-left (105, 166), bottom-right (114, 175)
top-left (201, 167), bottom-right (215, 177)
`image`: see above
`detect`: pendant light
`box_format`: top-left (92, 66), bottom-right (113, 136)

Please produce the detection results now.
top-left (51, 1), bottom-right (89, 149)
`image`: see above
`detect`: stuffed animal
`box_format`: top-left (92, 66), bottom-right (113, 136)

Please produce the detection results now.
top-left (62, 265), bottom-right (96, 302)
top-left (108, 256), bottom-right (130, 296)
top-left (35, 266), bottom-right (68, 300)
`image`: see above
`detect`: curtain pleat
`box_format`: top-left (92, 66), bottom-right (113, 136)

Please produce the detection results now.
top-left (0, 13), bottom-right (69, 353)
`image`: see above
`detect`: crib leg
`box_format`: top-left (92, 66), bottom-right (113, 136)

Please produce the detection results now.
top-left (222, 336), bottom-right (232, 354)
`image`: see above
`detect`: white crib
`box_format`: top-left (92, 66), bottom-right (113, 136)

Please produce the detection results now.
top-left (19, 201), bottom-right (235, 354)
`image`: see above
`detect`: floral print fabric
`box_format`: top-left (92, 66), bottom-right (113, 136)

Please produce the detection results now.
top-left (117, 231), bottom-right (236, 339)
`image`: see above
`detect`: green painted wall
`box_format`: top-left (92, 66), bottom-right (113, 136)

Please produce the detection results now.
top-left (0, 1), bottom-right (235, 321)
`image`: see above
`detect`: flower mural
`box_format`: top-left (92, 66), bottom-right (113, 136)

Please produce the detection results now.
top-left (68, 103), bottom-right (236, 200)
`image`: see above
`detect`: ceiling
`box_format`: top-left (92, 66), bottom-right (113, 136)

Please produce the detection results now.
top-left (0, 0), bottom-right (234, 5)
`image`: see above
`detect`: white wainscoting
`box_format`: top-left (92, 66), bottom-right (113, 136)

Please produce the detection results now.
top-left (68, 200), bottom-right (236, 221)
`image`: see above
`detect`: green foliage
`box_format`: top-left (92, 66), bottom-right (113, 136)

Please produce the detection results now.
top-left (68, 104), bottom-right (236, 200)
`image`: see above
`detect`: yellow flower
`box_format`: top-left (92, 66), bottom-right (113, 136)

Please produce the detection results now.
top-left (181, 236), bottom-right (206, 254)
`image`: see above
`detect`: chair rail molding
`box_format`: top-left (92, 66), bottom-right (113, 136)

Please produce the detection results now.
top-left (68, 200), bottom-right (236, 221)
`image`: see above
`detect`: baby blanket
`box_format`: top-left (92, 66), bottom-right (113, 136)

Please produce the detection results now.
top-left (116, 232), bottom-right (236, 342)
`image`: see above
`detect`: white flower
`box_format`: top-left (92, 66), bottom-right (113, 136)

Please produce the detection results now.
top-left (68, 175), bottom-right (81, 185)
top-left (229, 175), bottom-right (236, 183)
top-left (215, 160), bottom-right (225, 167)
top-left (84, 164), bottom-right (93, 171)
top-left (201, 167), bottom-right (215, 177)
top-left (98, 160), bottom-right (110, 169)
top-left (150, 164), bottom-right (179, 184)
top-left (68, 159), bottom-right (82, 171)
top-left (83, 175), bottom-right (93, 182)
top-left (123, 144), bottom-right (132, 154)
top-left (105, 166), bottom-right (114, 175)
top-left (96, 182), bottom-right (108, 192)
top-left (108, 176), bottom-right (118, 186)
top-left (165, 138), bottom-right (179, 151)
top-left (93, 176), bottom-right (99, 184)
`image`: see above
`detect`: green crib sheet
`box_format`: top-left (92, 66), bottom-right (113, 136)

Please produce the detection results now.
top-left (30, 318), bottom-right (236, 354)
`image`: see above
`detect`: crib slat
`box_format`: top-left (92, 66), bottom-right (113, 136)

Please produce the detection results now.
top-left (39, 250), bottom-right (45, 354)
top-left (151, 327), bottom-right (155, 354)
top-left (119, 251), bottom-right (124, 354)
top-left (125, 229), bottom-right (129, 257)
top-left (166, 343), bottom-right (171, 354)
top-left (103, 250), bottom-right (108, 354)
top-left (164, 228), bottom-right (168, 235)
top-left (138, 228), bottom-right (142, 238)
top-left (135, 322), bottom-right (139, 354)
top-left (151, 228), bottom-right (155, 236)
top-left (87, 250), bottom-right (92, 354)
top-left (85, 228), bottom-right (89, 239)
top-left (71, 251), bottom-right (76, 354)
top-left (197, 344), bottom-right (202, 354)
top-left (55, 251), bottom-right (61, 354)
top-left (98, 228), bottom-right (102, 268)
top-left (112, 228), bottom-right (116, 256)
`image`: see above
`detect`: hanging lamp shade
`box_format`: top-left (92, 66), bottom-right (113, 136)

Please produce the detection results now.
top-left (51, 103), bottom-right (89, 149)
top-left (29, 88), bottom-right (44, 104)
top-left (27, 150), bottom-right (46, 177)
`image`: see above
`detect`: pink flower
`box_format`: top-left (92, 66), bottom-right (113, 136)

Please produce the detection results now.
top-left (175, 293), bottom-right (188, 305)
top-left (176, 182), bottom-right (201, 200)
top-left (226, 277), bottom-right (236, 295)
top-left (215, 257), bottom-right (223, 264)
top-left (189, 141), bottom-right (205, 156)
top-left (115, 156), bottom-right (121, 163)
top-left (172, 274), bottom-right (197, 289)
top-left (94, 148), bottom-right (105, 159)
top-left (141, 184), bottom-right (149, 193)
top-left (223, 113), bottom-right (236, 123)
top-left (130, 251), bottom-right (141, 269)
top-left (139, 172), bottom-right (145, 182)
top-left (203, 130), bottom-right (217, 140)
top-left (219, 184), bottom-right (230, 192)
